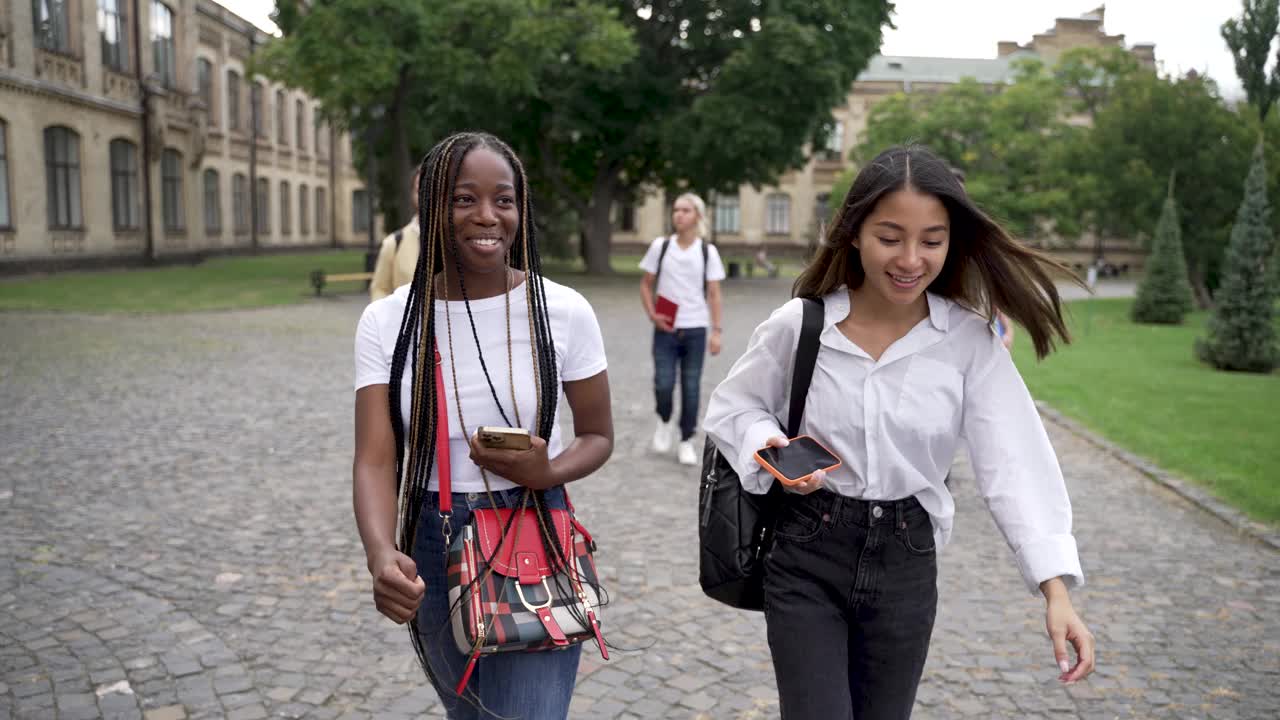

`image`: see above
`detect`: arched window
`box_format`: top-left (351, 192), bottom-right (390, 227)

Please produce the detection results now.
top-left (232, 173), bottom-right (249, 234)
top-left (714, 193), bottom-right (740, 234)
top-left (0, 120), bottom-right (11, 229)
top-left (766, 193), bottom-right (791, 235)
top-left (295, 99), bottom-right (306, 152)
top-left (255, 177), bottom-right (270, 233)
top-left (44, 126), bottom-right (82, 229)
top-left (161, 148), bottom-right (184, 231)
top-left (280, 180), bottom-right (291, 235)
top-left (226, 70), bottom-right (242, 131)
top-left (315, 187), bottom-right (327, 233)
top-left (109, 139), bottom-right (139, 230)
top-left (299, 184), bottom-right (309, 235)
top-left (150, 2), bottom-right (176, 88)
top-left (276, 89), bottom-right (287, 145)
top-left (197, 58), bottom-right (215, 123)
top-left (203, 169), bottom-right (221, 235)
top-left (100, 0), bottom-right (129, 71)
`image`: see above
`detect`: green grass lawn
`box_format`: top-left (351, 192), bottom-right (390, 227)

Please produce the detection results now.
top-left (1012, 299), bottom-right (1280, 525)
top-left (0, 250), bottom-right (662, 313)
top-left (0, 250), bottom-right (374, 313)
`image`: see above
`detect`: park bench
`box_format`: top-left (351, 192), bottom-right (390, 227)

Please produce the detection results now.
top-left (310, 270), bottom-right (373, 296)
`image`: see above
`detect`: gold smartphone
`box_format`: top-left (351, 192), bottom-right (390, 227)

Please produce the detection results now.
top-left (476, 426), bottom-right (532, 451)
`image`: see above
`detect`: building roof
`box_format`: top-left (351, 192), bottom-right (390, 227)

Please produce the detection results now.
top-left (857, 54), bottom-right (1031, 85)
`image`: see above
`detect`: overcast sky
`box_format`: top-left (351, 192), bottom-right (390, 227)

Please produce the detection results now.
top-left (223, 0), bottom-right (1248, 100)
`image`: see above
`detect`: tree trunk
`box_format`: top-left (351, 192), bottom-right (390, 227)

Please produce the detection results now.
top-left (389, 64), bottom-right (413, 228)
top-left (1188, 262), bottom-right (1213, 309)
top-left (580, 173), bottom-right (618, 274)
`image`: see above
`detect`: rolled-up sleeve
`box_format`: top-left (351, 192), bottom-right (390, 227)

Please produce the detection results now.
top-left (703, 301), bottom-right (799, 494)
top-left (962, 328), bottom-right (1084, 595)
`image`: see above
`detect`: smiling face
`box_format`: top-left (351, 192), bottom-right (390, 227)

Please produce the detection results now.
top-left (671, 197), bottom-right (700, 234)
top-left (853, 187), bottom-right (950, 307)
top-left (448, 146), bottom-right (519, 276)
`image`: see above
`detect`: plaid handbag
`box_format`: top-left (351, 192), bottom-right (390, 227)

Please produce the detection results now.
top-left (431, 353), bottom-right (608, 696)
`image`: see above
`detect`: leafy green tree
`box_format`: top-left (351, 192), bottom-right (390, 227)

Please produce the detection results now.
top-left (261, 0), bottom-right (634, 230)
top-left (533, 0), bottom-right (893, 272)
top-left (1052, 46), bottom-right (1144, 120)
top-left (265, 1), bottom-right (892, 272)
top-left (1222, 0), bottom-right (1280, 123)
top-left (1059, 71), bottom-right (1254, 305)
top-left (856, 61), bottom-right (1076, 240)
top-left (1131, 180), bottom-right (1194, 324)
top-left (1197, 143), bottom-right (1279, 372)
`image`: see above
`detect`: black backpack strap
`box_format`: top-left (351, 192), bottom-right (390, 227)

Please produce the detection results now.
top-left (785, 297), bottom-right (825, 437)
top-left (702, 239), bottom-right (710, 298)
top-left (652, 236), bottom-right (671, 289)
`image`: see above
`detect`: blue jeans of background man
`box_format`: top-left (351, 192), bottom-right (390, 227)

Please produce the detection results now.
top-left (412, 486), bottom-right (581, 720)
top-left (764, 490), bottom-right (939, 720)
top-left (652, 326), bottom-right (707, 441)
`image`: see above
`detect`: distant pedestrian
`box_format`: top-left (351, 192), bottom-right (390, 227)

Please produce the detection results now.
top-left (369, 166), bottom-right (423, 301)
top-left (639, 193), bottom-right (726, 466)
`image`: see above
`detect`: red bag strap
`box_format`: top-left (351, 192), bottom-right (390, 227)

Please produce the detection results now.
top-left (434, 347), bottom-right (453, 513)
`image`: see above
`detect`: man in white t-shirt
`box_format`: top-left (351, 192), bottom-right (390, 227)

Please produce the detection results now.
top-left (638, 193), bottom-right (727, 465)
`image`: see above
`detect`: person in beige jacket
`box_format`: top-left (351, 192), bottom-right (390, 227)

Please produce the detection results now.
top-left (369, 168), bottom-right (423, 301)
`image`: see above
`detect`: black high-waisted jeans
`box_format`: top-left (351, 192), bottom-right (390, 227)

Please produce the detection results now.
top-left (763, 489), bottom-right (939, 720)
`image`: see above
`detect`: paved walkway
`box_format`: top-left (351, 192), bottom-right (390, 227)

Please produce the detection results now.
top-left (1, 275), bottom-right (1275, 719)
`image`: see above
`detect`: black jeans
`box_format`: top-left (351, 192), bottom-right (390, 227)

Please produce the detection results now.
top-left (763, 490), bottom-right (938, 720)
top-left (652, 327), bottom-right (707, 440)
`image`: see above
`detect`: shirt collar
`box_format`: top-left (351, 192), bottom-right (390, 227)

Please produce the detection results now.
top-left (925, 292), bottom-right (950, 332)
top-left (822, 287), bottom-right (950, 333)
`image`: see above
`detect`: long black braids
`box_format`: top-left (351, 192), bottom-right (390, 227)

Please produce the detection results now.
top-left (386, 132), bottom-right (603, 698)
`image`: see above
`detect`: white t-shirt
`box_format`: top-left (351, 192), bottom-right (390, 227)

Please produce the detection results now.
top-left (638, 236), bottom-right (727, 329)
top-left (354, 277), bottom-right (608, 493)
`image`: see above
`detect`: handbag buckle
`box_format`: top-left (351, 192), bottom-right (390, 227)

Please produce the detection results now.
top-left (515, 577), bottom-right (553, 612)
top-left (439, 511), bottom-right (453, 548)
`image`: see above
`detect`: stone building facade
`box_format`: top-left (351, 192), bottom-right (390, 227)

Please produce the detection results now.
top-left (613, 6), bottom-right (1154, 272)
top-left (0, 0), bottom-right (377, 267)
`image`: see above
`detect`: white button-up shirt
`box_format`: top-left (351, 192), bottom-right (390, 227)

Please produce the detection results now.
top-left (703, 288), bottom-right (1084, 595)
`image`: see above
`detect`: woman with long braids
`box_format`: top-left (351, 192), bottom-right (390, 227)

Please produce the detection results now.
top-left (705, 145), bottom-right (1095, 719)
top-left (353, 132), bottom-right (613, 718)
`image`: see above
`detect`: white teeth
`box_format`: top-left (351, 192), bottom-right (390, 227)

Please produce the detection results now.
top-left (891, 274), bottom-right (921, 283)
top-left (472, 238), bottom-right (500, 247)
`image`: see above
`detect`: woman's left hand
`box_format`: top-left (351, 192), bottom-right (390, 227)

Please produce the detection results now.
top-left (468, 433), bottom-right (558, 490)
top-left (1044, 584), bottom-right (1096, 683)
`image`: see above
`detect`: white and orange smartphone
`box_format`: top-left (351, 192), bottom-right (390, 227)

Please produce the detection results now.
top-left (753, 435), bottom-right (842, 487)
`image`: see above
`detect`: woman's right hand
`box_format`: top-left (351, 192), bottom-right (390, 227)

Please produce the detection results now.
top-left (651, 313), bottom-right (675, 332)
top-left (759, 436), bottom-right (826, 495)
top-left (368, 547), bottom-right (426, 624)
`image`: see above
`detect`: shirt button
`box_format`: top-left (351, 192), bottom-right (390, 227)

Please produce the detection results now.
top-left (871, 505), bottom-right (884, 519)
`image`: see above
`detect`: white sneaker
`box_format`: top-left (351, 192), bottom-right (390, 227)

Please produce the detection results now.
top-left (677, 440), bottom-right (698, 466)
top-left (651, 419), bottom-right (674, 454)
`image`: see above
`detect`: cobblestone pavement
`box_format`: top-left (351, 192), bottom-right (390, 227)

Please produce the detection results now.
top-left (1, 275), bottom-right (1276, 720)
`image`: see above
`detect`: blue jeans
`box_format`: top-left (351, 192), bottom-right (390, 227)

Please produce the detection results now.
top-left (652, 326), bottom-right (707, 441)
top-left (412, 486), bottom-right (581, 719)
top-left (764, 491), bottom-right (938, 720)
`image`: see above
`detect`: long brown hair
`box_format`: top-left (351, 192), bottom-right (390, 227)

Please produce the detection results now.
top-left (794, 144), bottom-right (1081, 358)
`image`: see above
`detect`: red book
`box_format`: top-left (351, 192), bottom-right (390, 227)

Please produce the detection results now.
top-left (654, 295), bottom-right (678, 325)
